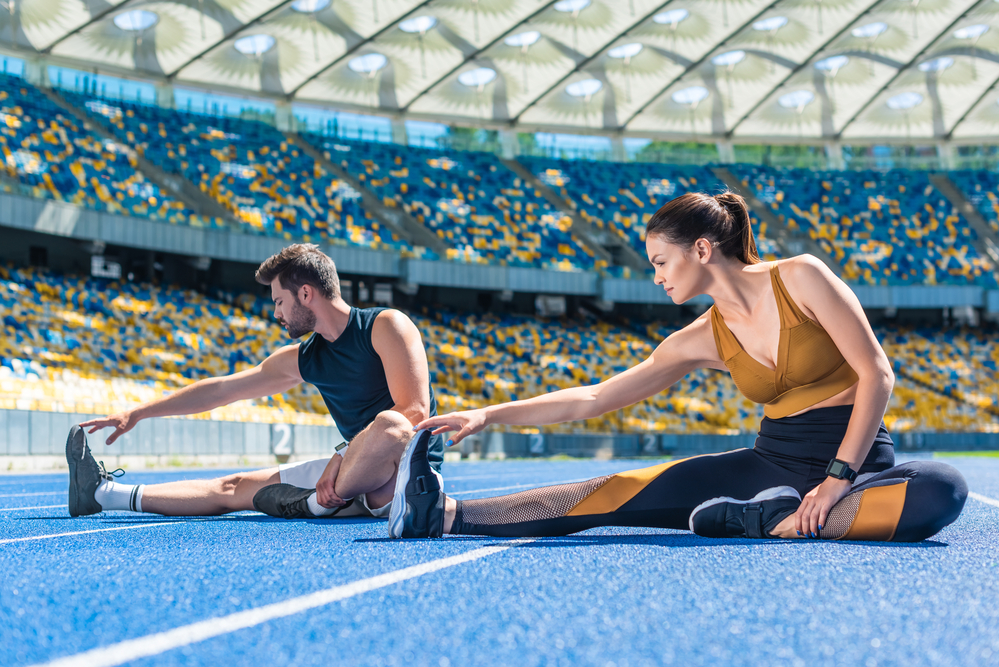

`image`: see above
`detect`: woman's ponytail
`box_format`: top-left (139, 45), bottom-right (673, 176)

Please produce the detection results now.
top-left (713, 192), bottom-right (761, 265)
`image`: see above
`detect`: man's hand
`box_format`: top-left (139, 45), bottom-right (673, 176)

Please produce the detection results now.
top-left (315, 455), bottom-right (348, 509)
top-left (795, 476), bottom-right (853, 538)
top-left (79, 410), bottom-right (140, 446)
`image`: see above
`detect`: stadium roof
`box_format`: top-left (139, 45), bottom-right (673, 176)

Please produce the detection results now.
top-left (7, 0), bottom-right (999, 143)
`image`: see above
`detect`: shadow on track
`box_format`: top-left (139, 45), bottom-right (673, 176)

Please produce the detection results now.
top-left (355, 533), bottom-right (949, 548)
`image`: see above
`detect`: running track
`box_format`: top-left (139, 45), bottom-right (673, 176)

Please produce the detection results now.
top-left (2, 455), bottom-right (997, 667)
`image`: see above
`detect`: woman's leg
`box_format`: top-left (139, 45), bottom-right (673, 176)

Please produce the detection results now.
top-left (449, 448), bottom-right (806, 537)
top-left (768, 461), bottom-right (967, 542)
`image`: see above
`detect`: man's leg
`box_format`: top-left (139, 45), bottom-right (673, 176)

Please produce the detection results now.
top-left (70, 424), bottom-right (296, 517)
top-left (253, 410), bottom-right (415, 519)
top-left (333, 410), bottom-right (414, 510)
top-left (137, 468), bottom-right (281, 516)
top-left (254, 410), bottom-right (413, 519)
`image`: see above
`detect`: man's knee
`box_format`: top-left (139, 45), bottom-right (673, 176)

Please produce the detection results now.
top-left (371, 410), bottom-right (414, 445)
top-left (216, 473), bottom-right (245, 498)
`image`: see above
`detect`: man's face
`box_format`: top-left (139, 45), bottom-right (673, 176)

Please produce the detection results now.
top-left (270, 280), bottom-right (316, 339)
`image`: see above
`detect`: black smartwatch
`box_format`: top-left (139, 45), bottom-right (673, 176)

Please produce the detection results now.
top-left (825, 458), bottom-right (858, 483)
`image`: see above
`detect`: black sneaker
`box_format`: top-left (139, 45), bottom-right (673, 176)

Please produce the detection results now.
top-left (689, 486), bottom-right (801, 539)
top-left (66, 425), bottom-right (121, 517)
top-left (252, 483), bottom-right (353, 519)
top-left (388, 429), bottom-right (444, 539)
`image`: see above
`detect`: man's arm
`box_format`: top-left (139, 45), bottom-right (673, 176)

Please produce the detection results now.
top-left (80, 344), bottom-right (304, 445)
top-left (370, 310), bottom-right (432, 426)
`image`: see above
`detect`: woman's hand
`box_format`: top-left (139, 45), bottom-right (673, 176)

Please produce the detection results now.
top-left (795, 476), bottom-right (853, 538)
top-left (414, 409), bottom-right (489, 447)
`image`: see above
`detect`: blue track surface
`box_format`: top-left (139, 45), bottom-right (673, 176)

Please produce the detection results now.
top-left (2, 455), bottom-right (998, 667)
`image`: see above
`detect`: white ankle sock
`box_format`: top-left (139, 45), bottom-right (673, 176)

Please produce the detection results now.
top-left (306, 493), bottom-right (339, 517)
top-left (94, 479), bottom-right (144, 512)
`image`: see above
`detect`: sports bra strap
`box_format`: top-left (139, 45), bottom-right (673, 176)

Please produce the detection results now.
top-left (770, 264), bottom-right (809, 328)
top-left (710, 305), bottom-right (742, 361)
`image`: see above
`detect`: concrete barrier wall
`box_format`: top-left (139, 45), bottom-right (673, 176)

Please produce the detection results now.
top-left (0, 410), bottom-right (343, 458)
top-left (1, 410), bottom-right (995, 461)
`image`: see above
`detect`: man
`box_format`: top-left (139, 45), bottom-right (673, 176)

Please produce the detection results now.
top-left (68, 243), bottom-right (444, 520)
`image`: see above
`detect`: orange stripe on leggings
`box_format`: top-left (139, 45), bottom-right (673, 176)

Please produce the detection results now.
top-left (840, 481), bottom-right (908, 542)
top-left (566, 457), bottom-right (695, 517)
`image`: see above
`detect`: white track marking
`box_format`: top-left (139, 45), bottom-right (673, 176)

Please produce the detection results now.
top-left (0, 521), bottom-right (184, 544)
top-left (0, 492), bottom-right (61, 498)
top-left (0, 504), bottom-right (67, 512)
top-left (449, 478), bottom-right (592, 496)
top-left (33, 540), bottom-right (534, 667)
top-left (969, 491), bottom-right (999, 508)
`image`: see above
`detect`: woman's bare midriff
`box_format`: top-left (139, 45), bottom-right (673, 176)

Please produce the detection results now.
top-left (785, 383), bottom-right (859, 418)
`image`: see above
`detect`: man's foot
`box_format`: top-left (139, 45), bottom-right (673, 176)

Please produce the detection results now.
top-left (388, 429), bottom-right (444, 539)
top-left (689, 486), bottom-right (801, 539)
top-left (66, 425), bottom-right (109, 517)
top-left (252, 484), bottom-right (353, 519)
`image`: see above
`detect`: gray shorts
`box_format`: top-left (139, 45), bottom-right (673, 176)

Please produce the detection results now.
top-left (278, 457), bottom-right (391, 518)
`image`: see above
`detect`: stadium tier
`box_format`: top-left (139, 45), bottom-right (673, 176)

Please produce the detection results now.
top-left (58, 92), bottom-right (421, 255)
top-left (303, 135), bottom-right (601, 271)
top-left (520, 157), bottom-right (783, 266)
top-left (734, 165), bottom-right (998, 287)
top-left (0, 74), bottom-right (206, 226)
top-left (1, 263), bottom-right (996, 434)
top-left (4, 78), bottom-right (999, 287)
top-left (0, 264), bottom-right (329, 424)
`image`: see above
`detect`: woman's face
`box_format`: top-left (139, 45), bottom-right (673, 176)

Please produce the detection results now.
top-left (646, 234), bottom-right (699, 304)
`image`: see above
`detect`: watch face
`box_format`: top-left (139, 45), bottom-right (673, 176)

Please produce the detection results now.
top-left (828, 460), bottom-right (846, 477)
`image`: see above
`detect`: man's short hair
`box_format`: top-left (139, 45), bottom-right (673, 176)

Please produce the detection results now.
top-left (255, 244), bottom-right (340, 301)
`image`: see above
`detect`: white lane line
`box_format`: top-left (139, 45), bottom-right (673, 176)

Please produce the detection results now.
top-left (0, 504), bottom-right (67, 513)
top-left (449, 478), bottom-right (592, 496)
top-left (969, 491), bottom-right (999, 508)
top-left (33, 539), bottom-right (533, 667)
top-left (0, 492), bottom-right (60, 498)
top-left (0, 521), bottom-right (185, 545)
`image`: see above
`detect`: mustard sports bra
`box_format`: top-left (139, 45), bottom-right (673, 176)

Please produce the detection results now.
top-left (710, 264), bottom-right (859, 419)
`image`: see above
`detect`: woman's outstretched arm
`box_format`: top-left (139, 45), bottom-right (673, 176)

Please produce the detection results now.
top-left (786, 255), bottom-right (895, 536)
top-left (415, 318), bottom-right (720, 446)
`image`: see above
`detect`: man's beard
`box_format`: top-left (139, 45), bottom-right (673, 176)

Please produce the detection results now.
top-left (279, 299), bottom-right (316, 339)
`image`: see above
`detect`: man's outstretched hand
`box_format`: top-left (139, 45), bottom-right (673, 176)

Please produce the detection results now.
top-left (79, 410), bottom-right (139, 446)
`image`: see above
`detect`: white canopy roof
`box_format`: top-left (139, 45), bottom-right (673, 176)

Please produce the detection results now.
top-left (7, 0), bottom-right (999, 142)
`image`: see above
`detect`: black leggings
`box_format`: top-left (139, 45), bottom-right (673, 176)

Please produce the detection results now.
top-left (451, 406), bottom-right (968, 542)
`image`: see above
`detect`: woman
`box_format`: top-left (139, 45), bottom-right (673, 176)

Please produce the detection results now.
top-left (388, 192), bottom-right (968, 542)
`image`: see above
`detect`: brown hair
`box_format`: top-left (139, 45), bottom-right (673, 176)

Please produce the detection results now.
top-left (645, 191), bottom-right (761, 264)
top-left (255, 244), bottom-right (341, 300)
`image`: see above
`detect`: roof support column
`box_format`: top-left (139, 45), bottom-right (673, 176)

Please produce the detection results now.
top-left (24, 57), bottom-right (50, 88)
top-left (716, 140), bottom-right (735, 164)
top-left (391, 117), bottom-right (408, 145)
top-left (825, 141), bottom-right (845, 170)
top-left (155, 83), bottom-right (174, 109)
top-left (275, 100), bottom-right (293, 131)
top-left (611, 136), bottom-right (627, 162)
top-left (500, 129), bottom-right (519, 159)
top-left (936, 141), bottom-right (955, 170)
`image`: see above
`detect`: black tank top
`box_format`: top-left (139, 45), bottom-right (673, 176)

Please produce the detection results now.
top-left (298, 307), bottom-right (443, 470)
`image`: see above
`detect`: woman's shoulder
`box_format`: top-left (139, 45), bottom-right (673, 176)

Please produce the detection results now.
top-left (775, 253), bottom-right (832, 277)
top-left (655, 310), bottom-right (725, 368)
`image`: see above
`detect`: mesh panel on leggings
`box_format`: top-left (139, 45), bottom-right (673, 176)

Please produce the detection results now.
top-left (459, 476), bottom-right (613, 526)
top-left (820, 490), bottom-right (864, 539)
